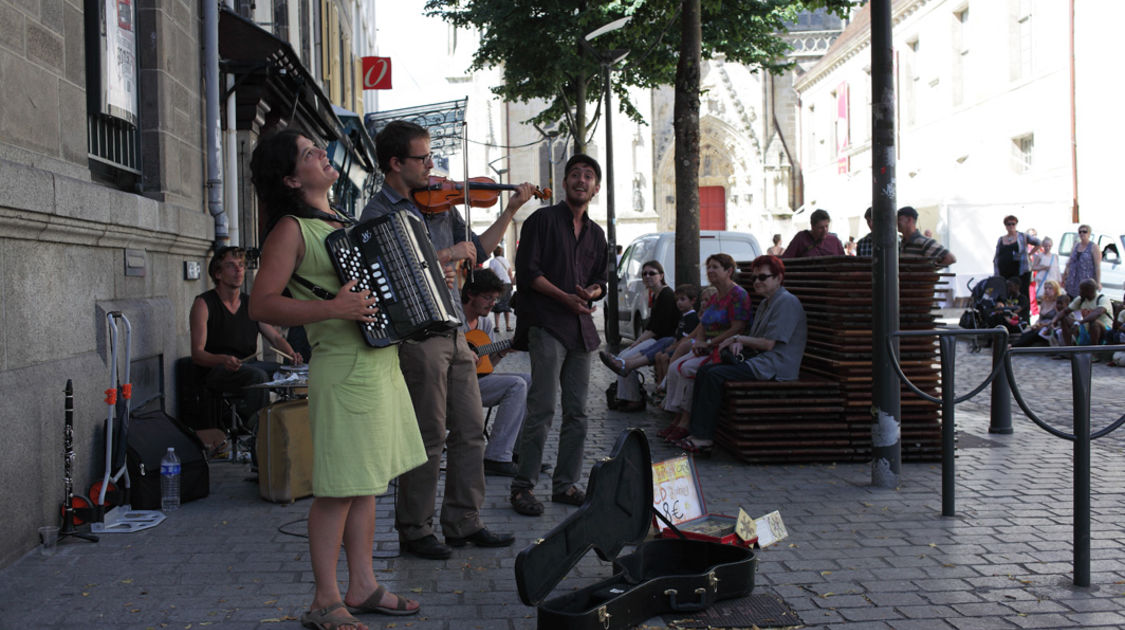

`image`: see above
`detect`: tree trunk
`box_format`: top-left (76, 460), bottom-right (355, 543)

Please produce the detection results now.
top-left (575, 71), bottom-right (587, 154)
top-left (674, 0), bottom-right (701, 287)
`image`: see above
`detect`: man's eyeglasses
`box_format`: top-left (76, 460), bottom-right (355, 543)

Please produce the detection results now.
top-left (403, 153), bottom-right (433, 164)
top-left (1005, 222), bottom-right (1017, 227)
top-left (750, 273), bottom-right (774, 282)
top-left (642, 271), bottom-right (661, 277)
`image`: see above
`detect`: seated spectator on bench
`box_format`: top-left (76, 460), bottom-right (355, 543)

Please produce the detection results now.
top-left (598, 262), bottom-right (690, 411)
top-left (1051, 278), bottom-right (1112, 347)
top-left (675, 255), bottom-right (807, 456)
top-left (190, 246), bottom-right (302, 424)
top-left (660, 254), bottom-right (751, 442)
top-left (781, 208), bottom-right (845, 259)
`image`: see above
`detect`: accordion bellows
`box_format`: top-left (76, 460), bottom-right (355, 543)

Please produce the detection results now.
top-left (325, 210), bottom-right (460, 346)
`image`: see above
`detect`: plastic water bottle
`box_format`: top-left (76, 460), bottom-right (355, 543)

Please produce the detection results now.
top-left (160, 447), bottom-right (181, 512)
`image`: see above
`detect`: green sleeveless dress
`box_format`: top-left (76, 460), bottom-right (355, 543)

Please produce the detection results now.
top-left (287, 216), bottom-right (426, 497)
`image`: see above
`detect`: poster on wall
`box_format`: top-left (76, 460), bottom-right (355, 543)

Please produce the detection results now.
top-left (99, 0), bottom-right (138, 124)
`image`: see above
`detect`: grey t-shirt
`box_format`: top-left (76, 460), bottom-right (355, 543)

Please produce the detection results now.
top-left (744, 286), bottom-right (807, 381)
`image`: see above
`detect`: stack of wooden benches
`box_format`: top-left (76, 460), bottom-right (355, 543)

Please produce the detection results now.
top-left (716, 256), bottom-right (945, 463)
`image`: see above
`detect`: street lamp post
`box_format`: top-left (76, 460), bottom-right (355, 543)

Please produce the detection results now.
top-left (584, 17), bottom-right (630, 349)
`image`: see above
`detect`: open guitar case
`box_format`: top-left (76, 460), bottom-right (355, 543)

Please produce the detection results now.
top-left (514, 428), bottom-right (757, 630)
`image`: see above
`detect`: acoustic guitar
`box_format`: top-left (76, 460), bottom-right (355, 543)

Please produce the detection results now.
top-left (464, 328), bottom-right (512, 376)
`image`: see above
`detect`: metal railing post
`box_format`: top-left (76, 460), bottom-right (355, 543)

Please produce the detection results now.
top-left (886, 328), bottom-right (1008, 517)
top-left (989, 338), bottom-right (1012, 434)
top-left (1071, 353), bottom-right (1092, 587)
top-left (1005, 344), bottom-right (1125, 586)
top-left (939, 335), bottom-right (957, 516)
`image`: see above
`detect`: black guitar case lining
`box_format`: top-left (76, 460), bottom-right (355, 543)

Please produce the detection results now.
top-left (514, 429), bottom-right (757, 630)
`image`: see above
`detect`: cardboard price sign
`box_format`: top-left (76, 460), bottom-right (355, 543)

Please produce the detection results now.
top-left (651, 455), bottom-right (704, 525)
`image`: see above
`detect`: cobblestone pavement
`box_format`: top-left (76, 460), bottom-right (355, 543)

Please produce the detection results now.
top-left (2, 322), bottom-right (1124, 629)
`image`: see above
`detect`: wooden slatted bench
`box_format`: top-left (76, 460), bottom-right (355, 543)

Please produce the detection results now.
top-left (715, 256), bottom-right (947, 463)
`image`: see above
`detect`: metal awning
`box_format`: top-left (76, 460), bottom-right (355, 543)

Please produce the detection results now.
top-left (364, 99), bottom-right (467, 159)
top-left (218, 7), bottom-right (351, 154)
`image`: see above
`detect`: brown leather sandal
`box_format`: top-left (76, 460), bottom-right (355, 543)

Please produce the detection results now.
top-left (510, 488), bottom-right (544, 516)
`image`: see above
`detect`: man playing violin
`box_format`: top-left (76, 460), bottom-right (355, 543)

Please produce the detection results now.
top-left (459, 269), bottom-right (530, 477)
top-left (359, 120), bottom-right (533, 560)
top-left (509, 154), bottom-right (607, 517)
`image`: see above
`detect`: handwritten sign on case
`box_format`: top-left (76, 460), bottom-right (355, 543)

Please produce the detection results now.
top-left (652, 455), bottom-right (704, 525)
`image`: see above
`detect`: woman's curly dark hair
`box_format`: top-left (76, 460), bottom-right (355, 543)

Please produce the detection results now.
top-left (249, 128), bottom-right (319, 230)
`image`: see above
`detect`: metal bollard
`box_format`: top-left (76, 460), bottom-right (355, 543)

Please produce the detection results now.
top-left (989, 335), bottom-right (1012, 434)
top-left (886, 328), bottom-right (1008, 516)
top-left (1006, 344), bottom-right (1125, 587)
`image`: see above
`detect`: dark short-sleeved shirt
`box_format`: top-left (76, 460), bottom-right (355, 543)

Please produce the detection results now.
top-left (901, 229), bottom-right (951, 266)
top-left (744, 286), bottom-right (807, 381)
top-left (781, 230), bottom-right (846, 258)
top-left (674, 310), bottom-right (700, 339)
top-left (646, 286), bottom-right (679, 338)
top-left (199, 289), bottom-right (257, 358)
top-left (856, 233), bottom-right (874, 257)
top-left (359, 186), bottom-right (486, 323)
top-left (513, 202), bottom-right (608, 351)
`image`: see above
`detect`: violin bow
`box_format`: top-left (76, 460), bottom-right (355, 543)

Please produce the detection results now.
top-left (461, 117), bottom-right (474, 285)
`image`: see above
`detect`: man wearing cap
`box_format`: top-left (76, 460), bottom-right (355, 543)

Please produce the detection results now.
top-left (508, 153), bottom-right (608, 517)
top-left (781, 208), bottom-right (845, 258)
top-left (898, 206), bottom-right (956, 267)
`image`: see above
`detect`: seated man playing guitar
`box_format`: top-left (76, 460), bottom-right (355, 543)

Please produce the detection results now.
top-left (461, 269), bottom-right (531, 477)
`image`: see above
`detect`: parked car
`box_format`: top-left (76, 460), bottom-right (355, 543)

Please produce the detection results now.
top-left (611, 231), bottom-right (762, 342)
top-left (1057, 230), bottom-right (1125, 294)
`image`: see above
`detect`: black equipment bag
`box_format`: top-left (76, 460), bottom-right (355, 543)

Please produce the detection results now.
top-left (514, 429), bottom-right (757, 630)
top-left (125, 403), bottom-right (210, 509)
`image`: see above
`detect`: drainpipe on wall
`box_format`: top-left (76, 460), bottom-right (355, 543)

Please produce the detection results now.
top-left (204, 0), bottom-right (228, 248)
top-left (1069, 0), bottom-right (1079, 223)
top-left (225, 74), bottom-right (240, 245)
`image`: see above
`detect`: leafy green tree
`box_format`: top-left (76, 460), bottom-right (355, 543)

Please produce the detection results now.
top-left (427, 0), bottom-right (853, 302)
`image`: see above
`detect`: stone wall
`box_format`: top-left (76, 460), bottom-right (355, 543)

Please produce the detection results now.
top-left (0, 0), bottom-right (212, 567)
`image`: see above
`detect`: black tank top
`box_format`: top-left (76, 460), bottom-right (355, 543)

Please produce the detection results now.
top-left (997, 240), bottom-right (1021, 278)
top-left (199, 289), bottom-right (258, 358)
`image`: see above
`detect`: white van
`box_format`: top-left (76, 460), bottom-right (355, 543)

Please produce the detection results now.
top-left (612, 231), bottom-right (762, 341)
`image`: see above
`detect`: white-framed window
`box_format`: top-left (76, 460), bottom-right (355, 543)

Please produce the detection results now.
top-left (1011, 134), bottom-right (1034, 172)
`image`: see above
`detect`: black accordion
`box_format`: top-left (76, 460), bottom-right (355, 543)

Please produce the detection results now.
top-left (325, 210), bottom-right (461, 347)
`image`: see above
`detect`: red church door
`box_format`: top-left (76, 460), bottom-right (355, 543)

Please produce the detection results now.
top-left (699, 186), bottom-right (726, 230)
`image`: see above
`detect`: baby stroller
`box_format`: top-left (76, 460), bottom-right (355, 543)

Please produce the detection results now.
top-left (958, 275), bottom-right (1011, 351)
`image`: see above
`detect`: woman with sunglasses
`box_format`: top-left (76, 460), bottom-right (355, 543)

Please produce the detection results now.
top-left (660, 253), bottom-right (751, 442)
top-left (675, 255), bottom-right (807, 456)
top-left (1063, 224), bottom-right (1102, 299)
top-left (598, 260), bottom-right (680, 411)
top-left (993, 215), bottom-right (1040, 301)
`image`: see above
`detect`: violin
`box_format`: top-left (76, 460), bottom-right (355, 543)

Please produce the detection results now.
top-left (412, 176), bottom-right (550, 214)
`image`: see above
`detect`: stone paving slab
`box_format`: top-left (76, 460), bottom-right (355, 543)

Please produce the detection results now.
top-left (2, 334), bottom-right (1125, 629)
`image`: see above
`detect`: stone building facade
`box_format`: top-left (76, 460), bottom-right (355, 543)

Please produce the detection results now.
top-left (0, 0), bottom-right (374, 567)
top-left (795, 0), bottom-right (1121, 295)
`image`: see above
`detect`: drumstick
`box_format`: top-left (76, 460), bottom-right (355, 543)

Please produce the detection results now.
top-left (272, 348), bottom-right (296, 363)
top-left (239, 352), bottom-right (259, 362)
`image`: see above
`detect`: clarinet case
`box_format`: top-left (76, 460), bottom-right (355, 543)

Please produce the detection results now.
top-left (514, 429), bottom-right (757, 630)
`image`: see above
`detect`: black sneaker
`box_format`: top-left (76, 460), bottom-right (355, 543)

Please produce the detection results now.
top-left (484, 459), bottom-right (518, 477)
